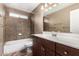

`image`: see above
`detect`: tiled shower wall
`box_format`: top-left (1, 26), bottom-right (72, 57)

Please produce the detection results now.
top-left (5, 17), bottom-right (31, 41)
top-left (4, 7), bottom-right (31, 42)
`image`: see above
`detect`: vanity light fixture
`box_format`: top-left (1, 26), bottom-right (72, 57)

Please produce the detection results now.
top-left (20, 15), bottom-right (28, 19)
top-left (41, 3), bottom-right (57, 11)
top-left (41, 3), bottom-right (48, 10)
top-left (10, 13), bottom-right (19, 18)
top-left (9, 12), bottom-right (28, 19)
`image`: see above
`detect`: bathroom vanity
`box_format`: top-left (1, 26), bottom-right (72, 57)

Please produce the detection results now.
top-left (32, 32), bottom-right (79, 56)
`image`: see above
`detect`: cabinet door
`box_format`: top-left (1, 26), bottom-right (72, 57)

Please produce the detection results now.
top-left (33, 37), bottom-right (39, 56)
top-left (41, 39), bottom-right (55, 51)
top-left (46, 48), bottom-right (55, 56)
top-left (33, 37), bottom-right (42, 56)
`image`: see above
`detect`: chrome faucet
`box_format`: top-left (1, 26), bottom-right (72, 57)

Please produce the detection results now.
top-left (52, 33), bottom-right (57, 36)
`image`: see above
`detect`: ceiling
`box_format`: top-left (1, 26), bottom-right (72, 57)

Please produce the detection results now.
top-left (4, 3), bottom-right (40, 13)
top-left (4, 3), bottom-right (74, 16)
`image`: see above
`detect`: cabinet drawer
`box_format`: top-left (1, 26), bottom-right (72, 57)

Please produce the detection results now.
top-left (41, 39), bottom-right (55, 51)
top-left (56, 43), bottom-right (71, 56)
top-left (56, 43), bottom-right (79, 56)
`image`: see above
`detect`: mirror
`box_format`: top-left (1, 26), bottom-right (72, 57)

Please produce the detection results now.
top-left (43, 3), bottom-right (79, 33)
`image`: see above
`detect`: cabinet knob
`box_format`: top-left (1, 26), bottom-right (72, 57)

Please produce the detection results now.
top-left (64, 51), bottom-right (68, 55)
top-left (41, 46), bottom-right (45, 51)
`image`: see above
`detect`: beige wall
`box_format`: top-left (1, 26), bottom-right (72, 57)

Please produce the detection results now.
top-left (0, 4), bottom-right (5, 55)
top-left (44, 3), bottom-right (79, 32)
top-left (31, 4), bottom-right (44, 34)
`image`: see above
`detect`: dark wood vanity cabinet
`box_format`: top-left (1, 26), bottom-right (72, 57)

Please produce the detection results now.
top-left (32, 36), bottom-right (79, 56)
top-left (33, 36), bottom-right (55, 56)
top-left (33, 37), bottom-right (41, 56)
top-left (41, 39), bottom-right (55, 56)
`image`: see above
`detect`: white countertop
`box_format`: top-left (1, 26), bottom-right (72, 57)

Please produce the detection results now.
top-left (32, 33), bottom-right (79, 49)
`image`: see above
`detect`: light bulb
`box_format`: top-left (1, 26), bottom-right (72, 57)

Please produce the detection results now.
top-left (53, 4), bottom-right (57, 7)
top-left (45, 3), bottom-right (48, 7)
top-left (41, 6), bottom-right (44, 10)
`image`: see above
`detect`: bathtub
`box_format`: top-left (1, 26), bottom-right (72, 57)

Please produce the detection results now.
top-left (4, 38), bottom-right (33, 55)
